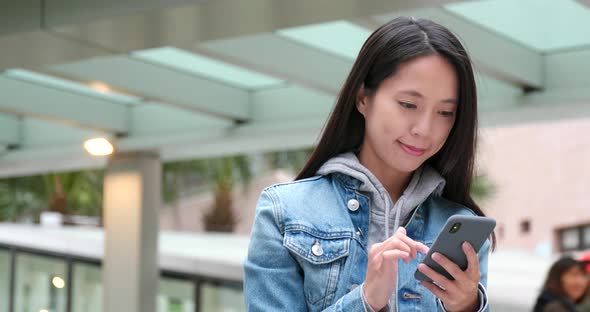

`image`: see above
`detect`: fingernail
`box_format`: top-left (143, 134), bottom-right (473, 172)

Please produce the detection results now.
top-left (463, 242), bottom-right (471, 250)
top-left (432, 253), bottom-right (442, 261)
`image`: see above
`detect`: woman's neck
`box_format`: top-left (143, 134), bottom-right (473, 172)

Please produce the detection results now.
top-left (357, 148), bottom-right (413, 201)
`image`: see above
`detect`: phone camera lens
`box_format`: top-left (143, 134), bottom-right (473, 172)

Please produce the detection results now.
top-left (450, 222), bottom-right (461, 233)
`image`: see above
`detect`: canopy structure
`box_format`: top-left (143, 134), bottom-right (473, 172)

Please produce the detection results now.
top-left (2, 2), bottom-right (589, 311)
top-left (1, 0), bottom-right (590, 177)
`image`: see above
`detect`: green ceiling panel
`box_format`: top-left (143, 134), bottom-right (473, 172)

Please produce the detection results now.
top-left (276, 20), bottom-right (371, 60)
top-left (445, 0), bottom-right (590, 52)
top-left (132, 47), bottom-right (284, 90)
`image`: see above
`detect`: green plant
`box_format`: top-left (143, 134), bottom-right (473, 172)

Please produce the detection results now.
top-left (162, 155), bottom-right (253, 233)
top-left (470, 174), bottom-right (495, 203)
top-left (0, 170), bottom-right (103, 222)
top-left (0, 176), bottom-right (44, 222)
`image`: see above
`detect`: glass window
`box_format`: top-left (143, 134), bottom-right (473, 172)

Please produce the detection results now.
top-left (561, 228), bottom-right (580, 251)
top-left (200, 282), bottom-right (245, 312)
top-left (72, 262), bottom-right (102, 312)
top-left (0, 248), bottom-right (10, 312)
top-left (158, 277), bottom-right (195, 312)
top-left (583, 225), bottom-right (590, 248)
top-left (14, 253), bottom-right (67, 312)
top-left (520, 220), bottom-right (531, 234)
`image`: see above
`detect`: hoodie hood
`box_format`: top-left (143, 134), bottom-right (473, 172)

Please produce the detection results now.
top-left (317, 152), bottom-right (446, 244)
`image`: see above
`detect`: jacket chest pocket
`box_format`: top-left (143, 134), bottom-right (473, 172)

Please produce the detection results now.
top-left (283, 229), bottom-right (351, 308)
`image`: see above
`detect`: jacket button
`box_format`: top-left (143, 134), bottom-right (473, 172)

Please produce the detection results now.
top-left (311, 240), bottom-right (323, 256)
top-left (350, 284), bottom-right (359, 291)
top-left (347, 199), bottom-right (360, 211)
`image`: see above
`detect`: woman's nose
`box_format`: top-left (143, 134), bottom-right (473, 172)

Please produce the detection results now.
top-left (410, 113), bottom-right (434, 137)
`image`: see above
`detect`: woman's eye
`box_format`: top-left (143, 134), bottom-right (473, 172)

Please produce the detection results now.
top-left (398, 101), bottom-right (417, 109)
top-left (439, 110), bottom-right (455, 117)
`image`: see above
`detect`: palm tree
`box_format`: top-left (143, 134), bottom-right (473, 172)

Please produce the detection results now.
top-left (44, 171), bottom-right (104, 217)
top-left (0, 175), bottom-right (44, 222)
top-left (162, 159), bottom-right (209, 228)
top-left (0, 171), bottom-right (103, 223)
top-left (162, 155), bottom-right (253, 233)
top-left (203, 156), bottom-right (252, 232)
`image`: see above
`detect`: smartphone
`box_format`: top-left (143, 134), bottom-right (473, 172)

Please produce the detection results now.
top-left (414, 215), bottom-right (496, 282)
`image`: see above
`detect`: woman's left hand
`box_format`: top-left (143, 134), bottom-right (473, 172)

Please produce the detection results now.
top-left (417, 242), bottom-right (480, 312)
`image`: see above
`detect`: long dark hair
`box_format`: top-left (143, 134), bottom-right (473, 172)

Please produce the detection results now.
top-left (542, 257), bottom-right (588, 304)
top-left (296, 17), bottom-right (495, 247)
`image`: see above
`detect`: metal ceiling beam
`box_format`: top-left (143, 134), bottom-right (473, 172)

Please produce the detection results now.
top-left (0, 113), bottom-right (20, 146)
top-left (18, 118), bottom-right (109, 147)
top-left (250, 85), bottom-right (334, 122)
top-left (37, 67), bottom-right (241, 125)
top-left (481, 94), bottom-right (590, 127)
top-left (0, 145), bottom-right (107, 178)
top-left (0, 76), bottom-right (129, 134)
top-left (130, 103), bottom-right (232, 136)
top-left (479, 61), bottom-right (590, 127)
top-left (50, 56), bottom-right (251, 122)
top-left (545, 49), bottom-right (590, 90)
top-left (201, 34), bottom-right (352, 95)
top-left (160, 119), bottom-right (326, 161)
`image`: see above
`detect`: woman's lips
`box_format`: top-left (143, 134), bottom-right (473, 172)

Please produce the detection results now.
top-left (399, 141), bottom-right (426, 156)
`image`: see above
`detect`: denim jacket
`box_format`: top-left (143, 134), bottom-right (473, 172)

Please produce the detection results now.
top-left (244, 173), bottom-right (491, 311)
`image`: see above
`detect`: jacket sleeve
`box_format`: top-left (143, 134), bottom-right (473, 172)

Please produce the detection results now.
top-left (243, 188), bottom-right (368, 312)
top-left (476, 238), bottom-right (491, 312)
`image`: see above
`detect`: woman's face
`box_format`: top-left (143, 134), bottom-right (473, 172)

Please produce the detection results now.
top-left (562, 265), bottom-right (589, 302)
top-left (357, 54), bottom-right (458, 176)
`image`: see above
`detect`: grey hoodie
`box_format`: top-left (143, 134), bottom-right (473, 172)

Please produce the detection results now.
top-left (316, 152), bottom-right (446, 311)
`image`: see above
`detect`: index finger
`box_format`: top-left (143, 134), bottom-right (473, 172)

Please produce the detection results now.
top-left (389, 228), bottom-right (426, 258)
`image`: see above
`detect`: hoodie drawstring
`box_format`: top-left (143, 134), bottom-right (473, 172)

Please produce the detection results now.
top-left (393, 197), bottom-right (404, 234)
top-left (385, 200), bottom-right (390, 239)
top-left (385, 196), bottom-right (406, 239)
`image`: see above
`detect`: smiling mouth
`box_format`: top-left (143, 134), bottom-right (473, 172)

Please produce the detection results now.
top-left (398, 141), bottom-right (426, 156)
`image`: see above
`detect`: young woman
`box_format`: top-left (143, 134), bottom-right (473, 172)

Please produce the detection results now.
top-left (534, 257), bottom-right (590, 312)
top-left (245, 17), bottom-right (494, 312)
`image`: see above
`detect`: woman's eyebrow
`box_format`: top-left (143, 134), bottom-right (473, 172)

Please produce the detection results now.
top-left (399, 89), bottom-right (423, 97)
top-left (399, 89), bottom-right (457, 104)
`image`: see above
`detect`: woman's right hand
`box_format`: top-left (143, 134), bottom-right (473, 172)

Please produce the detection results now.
top-left (363, 227), bottom-right (429, 311)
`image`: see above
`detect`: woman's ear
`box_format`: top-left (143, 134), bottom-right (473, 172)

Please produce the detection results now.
top-left (356, 85), bottom-right (368, 116)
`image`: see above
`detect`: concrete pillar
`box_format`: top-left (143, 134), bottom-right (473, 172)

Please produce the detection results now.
top-left (102, 151), bottom-right (160, 312)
